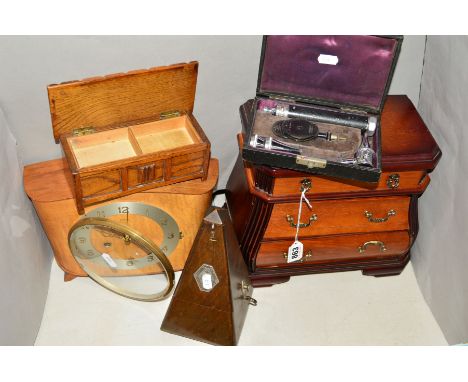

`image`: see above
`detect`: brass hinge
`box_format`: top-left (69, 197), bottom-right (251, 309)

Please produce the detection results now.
top-left (296, 155), bottom-right (327, 169)
top-left (72, 126), bottom-right (96, 136)
top-left (160, 110), bottom-right (181, 119)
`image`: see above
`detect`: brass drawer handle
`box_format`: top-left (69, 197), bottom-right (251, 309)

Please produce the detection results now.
top-left (286, 214), bottom-right (317, 228)
top-left (283, 250), bottom-right (313, 263)
top-left (358, 241), bottom-right (387, 253)
top-left (364, 209), bottom-right (396, 223)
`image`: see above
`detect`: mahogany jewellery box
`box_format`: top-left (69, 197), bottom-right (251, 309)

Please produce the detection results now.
top-left (242, 35), bottom-right (403, 183)
top-left (47, 61), bottom-right (211, 214)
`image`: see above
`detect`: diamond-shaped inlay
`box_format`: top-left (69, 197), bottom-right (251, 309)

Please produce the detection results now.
top-left (194, 264), bottom-right (219, 292)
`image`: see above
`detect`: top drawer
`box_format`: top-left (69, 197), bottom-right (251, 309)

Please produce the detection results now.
top-left (265, 170), bottom-right (429, 198)
top-left (263, 196), bottom-right (410, 240)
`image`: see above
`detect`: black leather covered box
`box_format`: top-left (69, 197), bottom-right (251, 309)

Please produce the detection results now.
top-left (242, 35), bottom-right (403, 183)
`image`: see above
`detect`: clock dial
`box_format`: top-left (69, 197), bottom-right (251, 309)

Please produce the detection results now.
top-left (68, 202), bottom-right (178, 301)
top-left (85, 202), bottom-right (181, 258)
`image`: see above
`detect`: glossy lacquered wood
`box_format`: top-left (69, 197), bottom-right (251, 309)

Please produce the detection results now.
top-left (237, 133), bottom-right (430, 202)
top-left (48, 62), bottom-right (211, 214)
top-left (264, 196), bottom-right (409, 240)
top-left (226, 95), bottom-right (442, 285)
top-left (251, 251), bottom-right (411, 287)
top-left (48, 62), bottom-right (199, 142)
top-left (271, 170), bottom-right (427, 198)
top-left (161, 208), bottom-right (252, 346)
top-left (239, 95), bottom-right (442, 173)
top-left (24, 158), bottom-right (219, 280)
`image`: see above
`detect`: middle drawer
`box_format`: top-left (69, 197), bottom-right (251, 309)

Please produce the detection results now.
top-left (263, 196), bottom-right (410, 240)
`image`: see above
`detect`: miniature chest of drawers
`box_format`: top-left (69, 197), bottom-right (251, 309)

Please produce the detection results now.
top-left (226, 96), bottom-right (441, 287)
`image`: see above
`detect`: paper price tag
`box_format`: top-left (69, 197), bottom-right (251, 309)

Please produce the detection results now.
top-left (287, 241), bottom-right (303, 263)
top-left (101, 253), bottom-right (117, 269)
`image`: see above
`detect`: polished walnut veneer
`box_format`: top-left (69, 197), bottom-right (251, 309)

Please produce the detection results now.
top-left (226, 96), bottom-right (441, 287)
top-left (161, 208), bottom-right (253, 346)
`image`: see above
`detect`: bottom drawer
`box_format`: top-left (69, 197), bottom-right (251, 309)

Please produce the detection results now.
top-left (256, 231), bottom-right (411, 268)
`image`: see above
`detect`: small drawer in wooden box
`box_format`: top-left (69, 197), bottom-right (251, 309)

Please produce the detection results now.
top-left (48, 62), bottom-right (210, 214)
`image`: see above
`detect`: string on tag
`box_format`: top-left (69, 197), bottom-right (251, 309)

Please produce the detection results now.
top-left (294, 189), bottom-right (312, 242)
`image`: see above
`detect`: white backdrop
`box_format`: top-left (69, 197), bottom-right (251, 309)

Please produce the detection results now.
top-left (413, 36), bottom-right (468, 344)
top-left (0, 109), bottom-right (51, 345)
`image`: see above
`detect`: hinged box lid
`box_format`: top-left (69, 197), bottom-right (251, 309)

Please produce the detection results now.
top-left (48, 61), bottom-right (199, 143)
top-left (256, 36), bottom-right (402, 114)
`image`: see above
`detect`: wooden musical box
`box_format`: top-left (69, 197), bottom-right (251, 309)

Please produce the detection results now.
top-left (242, 35), bottom-right (402, 183)
top-left (47, 62), bottom-right (211, 214)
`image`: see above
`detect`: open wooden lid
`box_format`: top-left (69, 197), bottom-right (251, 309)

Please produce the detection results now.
top-left (48, 61), bottom-right (199, 143)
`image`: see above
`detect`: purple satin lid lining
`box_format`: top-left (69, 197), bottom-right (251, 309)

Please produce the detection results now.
top-left (259, 36), bottom-right (398, 111)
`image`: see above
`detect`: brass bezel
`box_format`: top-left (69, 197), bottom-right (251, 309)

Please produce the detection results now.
top-left (68, 217), bottom-right (175, 302)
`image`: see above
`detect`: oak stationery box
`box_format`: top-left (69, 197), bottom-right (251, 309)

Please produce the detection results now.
top-left (47, 62), bottom-right (211, 214)
top-left (242, 35), bottom-right (403, 183)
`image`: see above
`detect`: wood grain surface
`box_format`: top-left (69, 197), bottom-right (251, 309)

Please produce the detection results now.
top-left (48, 62), bottom-right (199, 142)
top-left (48, 62), bottom-right (210, 213)
top-left (24, 158), bottom-right (218, 202)
top-left (256, 231), bottom-right (410, 267)
top-left (237, 133), bottom-right (430, 202)
top-left (24, 159), bottom-right (219, 278)
top-left (225, 95), bottom-right (441, 284)
top-left (239, 95), bottom-right (442, 173)
top-left (263, 196), bottom-right (410, 240)
top-left (271, 170), bottom-right (428, 197)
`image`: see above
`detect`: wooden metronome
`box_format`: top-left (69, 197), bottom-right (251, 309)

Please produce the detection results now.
top-left (161, 207), bottom-right (256, 346)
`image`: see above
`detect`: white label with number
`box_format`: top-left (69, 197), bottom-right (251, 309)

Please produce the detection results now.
top-left (287, 241), bottom-right (304, 263)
